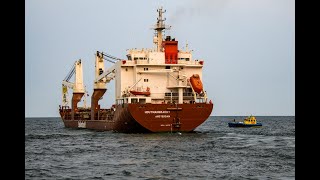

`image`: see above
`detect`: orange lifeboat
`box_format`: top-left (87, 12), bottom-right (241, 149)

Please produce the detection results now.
top-left (190, 74), bottom-right (203, 93)
top-left (130, 87), bottom-right (151, 96)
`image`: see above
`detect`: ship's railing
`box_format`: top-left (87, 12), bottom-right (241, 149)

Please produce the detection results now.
top-left (163, 92), bottom-right (194, 99)
top-left (63, 109), bottom-right (114, 120)
top-left (93, 109), bottom-right (114, 120)
top-left (160, 92), bottom-right (205, 100)
top-left (131, 60), bottom-right (203, 65)
top-left (124, 57), bottom-right (204, 66)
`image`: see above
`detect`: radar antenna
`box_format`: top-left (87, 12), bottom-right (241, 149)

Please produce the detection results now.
top-left (153, 7), bottom-right (171, 52)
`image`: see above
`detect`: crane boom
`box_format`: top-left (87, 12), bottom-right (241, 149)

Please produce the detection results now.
top-left (94, 64), bottom-right (116, 83)
top-left (91, 51), bottom-right (118, 120)
top-left (62, 80), bottom-right (74, 89)
top-left (62, 59), bottom-right (85, 93)
top-left (61, 59), bottom-right (85, 108)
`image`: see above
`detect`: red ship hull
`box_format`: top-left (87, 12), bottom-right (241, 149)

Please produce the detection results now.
top-left (59, 102), bottom-right (213, 133)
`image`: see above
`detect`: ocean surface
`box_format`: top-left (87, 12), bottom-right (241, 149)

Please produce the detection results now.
top-left (25, 116), bottom-right (295, 179)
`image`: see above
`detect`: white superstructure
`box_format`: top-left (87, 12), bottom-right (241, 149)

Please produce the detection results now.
top-left (104, 7), bottom-right (208, 105)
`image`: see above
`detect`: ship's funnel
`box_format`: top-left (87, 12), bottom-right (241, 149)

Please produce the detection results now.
top-left (163, 38), bottom-right (178, 64)
top-left (91, 89), bottom-right (107, 120)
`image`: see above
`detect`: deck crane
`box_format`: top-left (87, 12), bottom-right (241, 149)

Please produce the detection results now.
top-left (62, 59), bottom-right (85, 120)
top-left (90, 51), bottom-right (119, 120)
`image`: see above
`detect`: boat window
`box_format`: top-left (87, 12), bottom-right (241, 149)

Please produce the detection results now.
top-left (144, 79), bottom-right (149, 82)
top-left (131, 98), bottom-right (138, 104)
top-left (185, 58), bottom-right (190, 61)
top-left (127, 55), bottom-right (132, 60)
top-left (165, 66), bottom-right (170, 69)
top-left (139, 99), bottom-right (146, 104)
top-left (117, 99), bottom-right (124, 105)
top-left (134, 57), bottom-right (138, 60)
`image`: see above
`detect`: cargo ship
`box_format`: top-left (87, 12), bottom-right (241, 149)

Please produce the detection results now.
top-left (59, 7), bottom-right (213, 133)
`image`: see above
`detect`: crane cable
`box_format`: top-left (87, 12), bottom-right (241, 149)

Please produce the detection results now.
top-left (64, 62), bottom-right (76, 82)
top-left (99, 51), bottom-right (122, 63)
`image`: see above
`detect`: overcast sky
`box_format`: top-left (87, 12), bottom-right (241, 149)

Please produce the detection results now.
top-left (25, 0), bottom-right (295, 117)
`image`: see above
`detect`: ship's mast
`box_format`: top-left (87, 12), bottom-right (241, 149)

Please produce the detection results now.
top-left (91, 51), bottom-right (107, 120)
top-left (61, 59), bottom-right (85, 120)
top-left (62, 59), bottom-right (85, 107)
top-left (153, 7), bottom-right (170, 52)
top-left (91, 51), bottom-right (117, 120)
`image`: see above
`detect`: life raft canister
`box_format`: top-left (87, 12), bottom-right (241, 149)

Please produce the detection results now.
top-left (190, 74), bottom-right (203, 93)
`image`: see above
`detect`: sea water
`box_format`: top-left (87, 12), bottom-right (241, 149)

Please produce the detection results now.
top-left (25, 116), bottom-right (295, 179)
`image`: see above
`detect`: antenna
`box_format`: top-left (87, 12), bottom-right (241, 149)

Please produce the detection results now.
top-left (186, 40), bottom-right (189, 52)
top-left (153, 7), bottom-right (171, 52)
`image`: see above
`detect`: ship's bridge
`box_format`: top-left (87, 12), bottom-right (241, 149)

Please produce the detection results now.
top-left (125, 48), bottom-right (202, 66)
